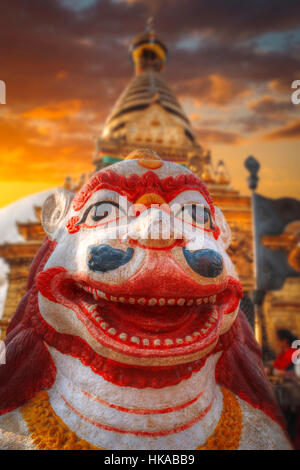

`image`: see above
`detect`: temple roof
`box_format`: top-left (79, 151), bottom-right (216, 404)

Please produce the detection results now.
top-left (102, 70), bottom-right (196, 144)
top-left (94, 24), bottom-right (203, 168)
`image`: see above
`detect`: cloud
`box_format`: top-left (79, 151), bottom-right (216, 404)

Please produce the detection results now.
top-left (263, 119), bottom-right (300, 141)
top-left (142, 0), bottom-right (300, 42)
top-left (234, 95), bottom-right (298, 133)
top-left (0, 0), bottom-right (299, 204)
top-left (194, 127), bottom-right (242, 145)
top-left (236, 114), bottom-right (279, 133)
top-left (22, 100), bottom-right (82, 120)
top-left (248, 96), bottom-right (295, 117)
top-left (175, 75), bottom-right (250, 107)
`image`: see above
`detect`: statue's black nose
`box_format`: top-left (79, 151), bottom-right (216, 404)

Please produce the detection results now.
top-left (88, 245), bottom-right (134, 273)
top-left (182, 247), bottom-right (223, 278)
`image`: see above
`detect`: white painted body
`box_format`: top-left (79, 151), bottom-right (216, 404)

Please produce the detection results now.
top-left (0, 348), bottom-right (291, 450)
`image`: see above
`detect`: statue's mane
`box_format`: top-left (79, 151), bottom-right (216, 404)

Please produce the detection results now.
top-left (0, 238), bottom-right (285, 430)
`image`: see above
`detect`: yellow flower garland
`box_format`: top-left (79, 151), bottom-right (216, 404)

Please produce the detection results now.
top-left (21, 387), bottom-right (242, 450)
top-left (21, 391), bottom-right (101, 450)
top-left (196, 387), bottom-right (242, 450)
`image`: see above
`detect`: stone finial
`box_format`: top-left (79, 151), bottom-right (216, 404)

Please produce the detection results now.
top-left (64, 175), bottom-right (72, 191)
top-left (215, 160), bottom-right (230, 185)
top-left (201, 160), bottom-right (215, 184)
top-left (245, 155), bottom-right (260, 191)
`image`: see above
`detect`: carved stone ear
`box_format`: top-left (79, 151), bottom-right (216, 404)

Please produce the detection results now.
top-left (214, 206), bottom-right (231, 250)
top-left (42, 188), bottom-right (74, 239)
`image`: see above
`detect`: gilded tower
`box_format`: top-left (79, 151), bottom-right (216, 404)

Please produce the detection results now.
top-left (94, 22), bottom-right (204, 168)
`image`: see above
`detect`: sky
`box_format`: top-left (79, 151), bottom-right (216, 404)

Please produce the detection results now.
top-left (0, 0), bottom-right (299, 207)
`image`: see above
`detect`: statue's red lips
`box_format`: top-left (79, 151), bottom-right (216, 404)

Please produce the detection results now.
top-left (37, 266), bottom-right (242, 360)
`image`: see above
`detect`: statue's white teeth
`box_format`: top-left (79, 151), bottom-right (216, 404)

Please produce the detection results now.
top-left (79, 283), bottom-right (219, 307)
top-left (81, 283), bottom-right (220, 349)
top-left (164, 338), bottom-right (173, 345)
top-left (87, 304), bottom-right (97, 313)
top-left (88, 307), bottom-right (219, 348)
top-left (131, 336), bottom-right (140, 344)
top-left (91, 311), bottom-right (99, 319)
top-left (92, 290), bottom-right (98, 300)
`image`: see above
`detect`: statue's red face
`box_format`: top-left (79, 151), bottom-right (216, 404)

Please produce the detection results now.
top-left (37, 154), bottom-right (242, 367)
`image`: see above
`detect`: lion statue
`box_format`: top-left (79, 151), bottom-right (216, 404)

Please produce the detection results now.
top-left (0, 149), bottom-right (291, 450)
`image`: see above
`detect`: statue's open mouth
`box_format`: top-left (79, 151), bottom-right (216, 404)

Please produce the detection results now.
top-left (37, 267), bottom-right (242, 360)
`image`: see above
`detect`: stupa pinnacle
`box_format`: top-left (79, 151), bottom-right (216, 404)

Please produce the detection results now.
top-left (93, 22), bottom-right (204, 168)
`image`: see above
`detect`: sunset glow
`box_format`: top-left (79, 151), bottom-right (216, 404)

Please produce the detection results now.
top-left (0, 0), bottom-right (300, 207)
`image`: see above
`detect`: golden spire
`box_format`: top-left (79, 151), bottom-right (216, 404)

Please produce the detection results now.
top-left (94, 24), bottom-right (203, 169)
top-left (130, 20), bottom-right (168, 74)
top-left (146, 16), bottom-right (154, 33)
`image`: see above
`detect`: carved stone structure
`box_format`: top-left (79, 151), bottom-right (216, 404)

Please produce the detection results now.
top-left (0, 150), bottom-right (291, 449)
top-left (94, 25), bottom-right (203, 168)
top-left (261, 223), bottom-right (300, 351)
top-left (0, 207), bottom-right (44, 340)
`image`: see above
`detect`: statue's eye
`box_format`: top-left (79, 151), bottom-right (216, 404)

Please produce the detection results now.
top-left (176, 204), bottom-right (213, 229)
top-left (77, 201), bottom-right (123, 227)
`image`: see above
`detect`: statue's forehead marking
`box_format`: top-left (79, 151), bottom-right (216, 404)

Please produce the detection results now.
top-left (72, 170), bottom-right (214, 216)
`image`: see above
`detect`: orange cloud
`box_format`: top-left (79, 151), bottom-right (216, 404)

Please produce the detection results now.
top-left (268, 79), bottom-right (288, 94)
top-left (22, 99), bottom-right (82, 121)
top-left (247, 95), bottom-right (294, 117)
top-left (263, 118), bottom-right (300, 141)
top-left (56, 70), bottom-right (68, 80)
top-left (208, 75), bottom-right (249, 106)
top-left (178, 74), bottom-right (250, 107)
top-left (194, 127), bottom-right (242, 145)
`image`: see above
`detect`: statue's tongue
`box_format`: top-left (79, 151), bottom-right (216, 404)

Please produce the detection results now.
top-left (95, 298), bottom-right (217, 336)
